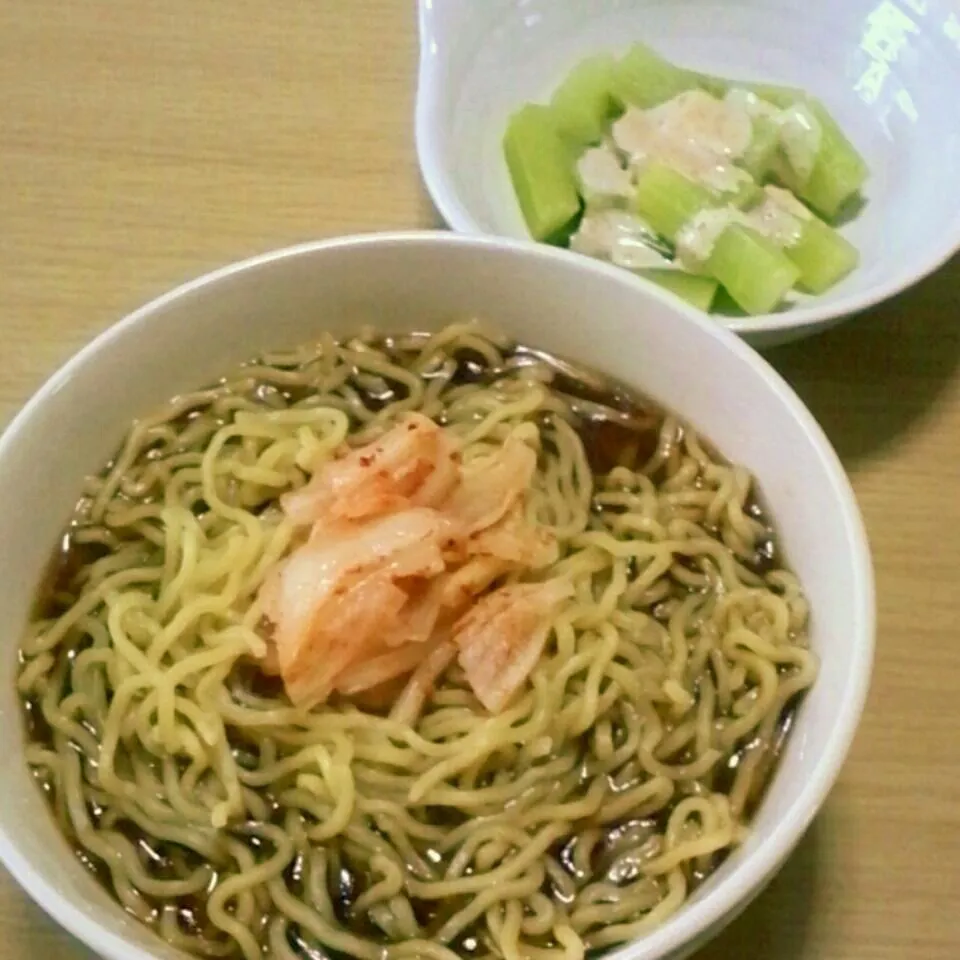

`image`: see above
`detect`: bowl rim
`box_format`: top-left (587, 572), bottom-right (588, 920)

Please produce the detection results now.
top-left (0, 230), bottom-right (875, 960)
top-left (414, 0), bottom-right (960, 339)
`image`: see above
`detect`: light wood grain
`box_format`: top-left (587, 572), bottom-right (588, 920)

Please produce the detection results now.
top-left (2, 1), bottom-right (959, 958)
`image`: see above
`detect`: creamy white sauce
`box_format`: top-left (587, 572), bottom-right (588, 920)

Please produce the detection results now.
top-left (575, 144), bottom-right (635, 208)
top-left (676, 208), bottom-right (744, 266)
top-left (763, 183), bottom-right (813, 220)
top-left (675, 184), bottom-right (812, 265)
top-left (570, 88), bottom-right (821, 274)
top-left (723, 88), bottom-right (823, 185)
top-left (611, 89), bottom-right (754, 194)
top-left (569, 209), bottom-right (672, 269)
top-left (724, 87), bottom-right (780, 121)
top-left (777, 101), bottom-right (822, 183)
top-left (744, 192), bottom-right (803, 248)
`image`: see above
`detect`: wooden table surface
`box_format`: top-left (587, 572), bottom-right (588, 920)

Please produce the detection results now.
top-left (2, 2), bottom-right (959, 958)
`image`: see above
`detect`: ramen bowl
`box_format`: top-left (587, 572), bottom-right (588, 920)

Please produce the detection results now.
top-left (0, 231), bottom-right (873, 960)
top-left (415, 0), bottom-right (960, 346)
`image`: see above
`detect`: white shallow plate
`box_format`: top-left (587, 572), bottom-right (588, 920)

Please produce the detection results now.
top-left (416, 0), bottom-right (960, 346)
top-left (0, 233), bottom-right (873, 960)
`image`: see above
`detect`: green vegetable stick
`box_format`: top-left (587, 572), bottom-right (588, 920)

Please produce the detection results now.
top-left (503, 104), bottom-right (582, 243)
top-left (614, 43), bottom-right (703, 109)
top-left (633, 162), bottom-right (720, 239)
top-left (637, 269), bottom-right (719, 311)
top-left (781, 98), bottom-right (869, 219)
top-left (705, 224), bottom-right (801, 315)
top-left (550, 53), bottom-right (620, 147)
top-left (786, 215), bottom-right (860, 294)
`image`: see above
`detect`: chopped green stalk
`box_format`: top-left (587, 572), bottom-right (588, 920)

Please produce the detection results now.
top-left (785, 216), bottom-right (860, 294)
top-left (550, 54), bottom-right (619, 147)
top-left (705, 224), bottom-right (800, 315)
top-left (691, 77), bottom-right (868, 216)
top-left (503, 104), bottom-right (582, 243)
top-left (740, 88), bottom-right (868, 217)
top-left (690, 72), bottom-right (729, 99)
top-left (633, 162), bottom-right (719, 239)
top-left (740, 115), bottom-right (780, 180)
top-left (634, 162), bottom-right (758, 237)
top-left (694, 73), bottom-right (805, 108)
top-left (637, 269), bottom-right (719, 311)
top-left (779, 98), bottom-right (868, 219)
top-left (743, 81), bottom-right (807, 108)
top-left (614, 43), bottom-right (702, 109)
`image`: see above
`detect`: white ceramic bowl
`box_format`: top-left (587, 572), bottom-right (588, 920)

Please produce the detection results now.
top-left (0, 232), bottom-right (873, 960)
top-left (415, 0), bottom-right (960, 347)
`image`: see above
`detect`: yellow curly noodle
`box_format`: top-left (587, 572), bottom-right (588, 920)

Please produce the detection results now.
top-left (18, 323), bottom-right (817, 960)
